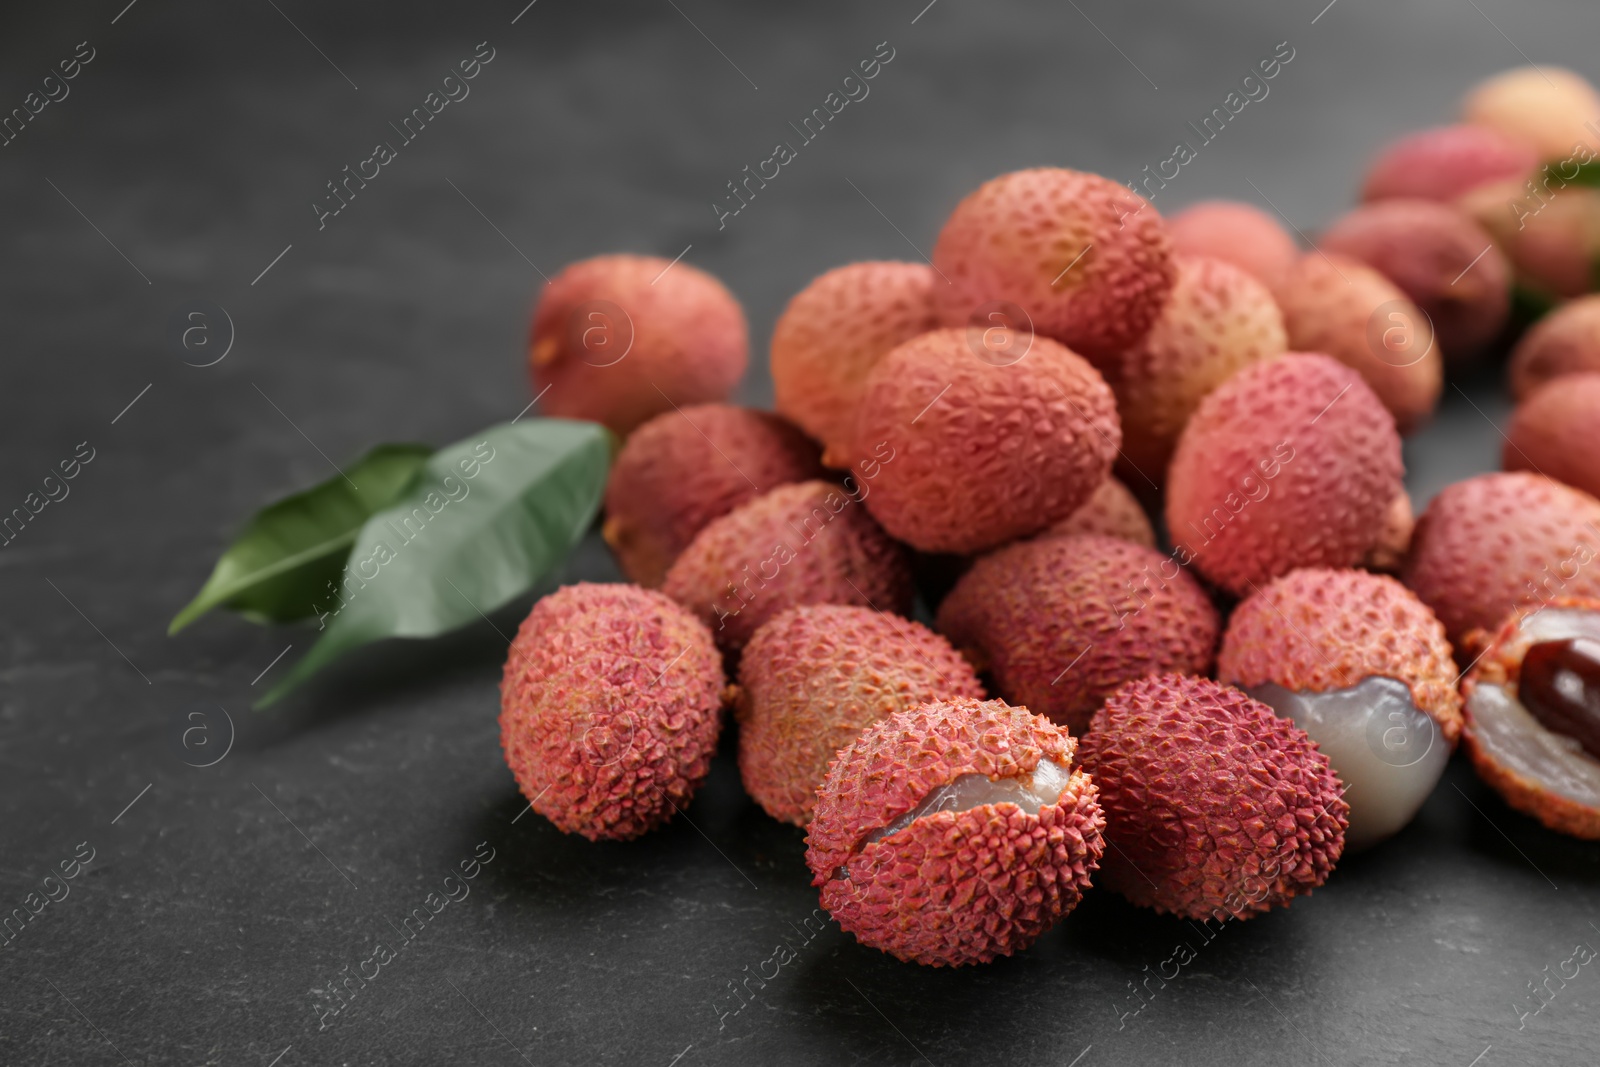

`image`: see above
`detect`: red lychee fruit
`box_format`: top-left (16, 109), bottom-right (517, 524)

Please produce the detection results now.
top-left (1364, 490), bottom-right (1416, 574)
top-left (530, 254), bottom-right (748, 436)
top-left (1360, 123), bottom-right (1538, 204)
top-left (1276, 253), bottom-right (1442, 434)
top-left (734, 605), bottom-right (984, 827)
top-left (1319, 200), bottom-right (1511, 365)
top-left (1166, 353), bottom-right (1404, 598)
top-left (1040, 476), bottom-right (1156, 548)
top-left (661, 480), bottom-right (912, 657)
top-left (841, 328), bottom-right (1119, 555)
top-left (603, 404), bottom-right (822, 587)
top-left (771, 261), bottom-right (938, 453)
top-left (1166, 199), bottom-right (1300, 293)
top-left (499, 583), bottom-right (725, 841)
top-left (1508, 294), bottom-right (1600, 401)
top-left (1403, 472), bottom-right (1600, 650)
top-left (1462, 66), bottom-right (1600, 162)
top-left (937, 535), bottom-right (1219, 735)
top-left (806, 697), bottom-right (1105, 967)
top-left (1461, 597), bottom-right (1600, 839)
top-left (1115, 255), bottom-right (1287, 483)
top-left (1078, 674), bottom-right (1349, 921)
top-left (1505, 372), bottom-right (1600, 500)
top-left (932, 168), bottom-right (1175, 371)
top-left (1461, 178), bottom-right (1600, 302)
top-left (1218, 568), bottom-right (1462, 849)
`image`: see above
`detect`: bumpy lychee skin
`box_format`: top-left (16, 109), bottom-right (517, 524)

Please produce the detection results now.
top-left (937, 536), bottom-right (1220, 735)
top-left (603, 405), bottom-right (822, 587)
top-left (1166, 200), bottom-right (1300, 293)
top-left (1166, 353), bottom-right (1404, 598)
top-left (735, 606), bottom-right (985, 827)
top-left (1505, 373), bottom-right (1600, 500)
top-left (1403, 472), bottom-right (1600, 649)
top-left (806, 698), bottom-right (1105, 967)
top-left (1277, 253), bottom-right (1442, 434)
top-left (1508, 294), bottom-right (1600, 401)
top-left (1320, 200), bottom-right (1511, 364)
top-left (1078, 675), bottom-right (1348, 921)
top-left (932, 168), bottom-right (1174, 370)
top-left (1116, 256), bottom-right (1287, 483)
top-left (530, 254), bottom-right (748, 436)
top-left (661, 480), bottom-right (913, 656)
top-left (771, 262), bottom-right (938, 452)
top-left (1461, 597), bottom-right (1600, 840)
top-left (1360, 123), bottom-right (1538, 204)
top-left (1462, 65), bottom-right (1600, 162)
top-left (499, 583), bottom-right (725, 841)
top-left (844, 328), bottom-right (1119, 554)
top-left (1041, 477), bottom-right (1156, 548)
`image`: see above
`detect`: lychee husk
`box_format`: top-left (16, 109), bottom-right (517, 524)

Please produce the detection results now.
top-left (1508, 294), bottom-right (1600, 400)
top-left (1039, 477), bottom-right (1156, 548)
top-left (806, 698), bottom-right (1105, 967)
top-left (1504, 373), bottom-right (1600, 501)
top-left (1166, 200), bottom-right (1299, 294)
top-left (734, 605), bottom-right (984, 827)
top-left (1360, 123), bottom-right (1538, 205)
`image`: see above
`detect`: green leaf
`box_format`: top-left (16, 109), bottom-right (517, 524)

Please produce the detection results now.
top-left (1510, 283), bottom-right (1559, 327)
top-left (1569, 161), bottom-right (1600, 188)
top-left (169, 443), bottom-right (434, 635)
top-left (256, 418), bottom-right (613, 708)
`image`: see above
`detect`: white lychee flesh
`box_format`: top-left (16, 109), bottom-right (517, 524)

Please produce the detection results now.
top-left (1247, 678), bottom-right (1448, 850)
top-left (864, 758), bottom-right (1072, 846)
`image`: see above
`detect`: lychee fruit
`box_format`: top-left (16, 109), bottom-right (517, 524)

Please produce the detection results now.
top-left (1364, 490), bottom-right (1415, 574)
top-left (529, 254), bottom-right (748, 436)
top-left (1078, 674), bottom-right (1349, 921)
top-left (806, 697), bottom-right (1105, 967)
top-left (1459, 177), bottom-right (1600, 302)
top-left (1508, 293), bottom-right (1600, 400)
top-left (661, 480), bottom-right (912, 656)
top-left (1319, 200), bottom-right (1511, 365)
top-left (932, 168), bottom-right (1175, 370)
top-left (603, 404), bottom-right (822, 587)
top-left (1115, 255), bottom-right (1287, 483)
top-left (734, 605), bottom-right (985, 827)
top-left (1360, 123), bottom-right (1538, 205)
top-left (1040, 476), bottom-right (1156, 548)
top-left (1460, 597), bottom-right (1600, 839)
top-left (1167, 199), bottom-right (1300, 293)
top-left (1276, 253), bottom-right (1442, 434)
top-left (937, 535), bottom-right (1219, 735)
top-left (1504, 372), bottom-right (1600, 500)
top-left (770, 262), bottom-right (938, 453)
top-left (1217, 569), bottom-right (1462, 850)
top-left (499, 583), bottom-right (725, 841)
top-left (840, 328), bottom-right (1119, 555)
top-left (1462, 65), bottom-right (1600, 162)
top-left (1403, 472), bottom-right (1600, 649)
top-left (1166, 353), bottom-right (1404, 598)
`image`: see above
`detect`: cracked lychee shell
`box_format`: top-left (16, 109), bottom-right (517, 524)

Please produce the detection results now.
top-left (1078, 675), bottom-right (1349, 921)
top-left (734, 605), bottom-right (985, 827)
top-left (806, 698), bottom-right (1105, 967)
top-left (499, 583), bottom-right (725, 841)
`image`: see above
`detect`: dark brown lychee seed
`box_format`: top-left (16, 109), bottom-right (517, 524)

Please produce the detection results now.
top-left (1519, 637), bottom-right (1600, 759)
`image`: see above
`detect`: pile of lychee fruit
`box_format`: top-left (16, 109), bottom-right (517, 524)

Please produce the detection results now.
top-left (501, 65), bottom-right (1600, 968)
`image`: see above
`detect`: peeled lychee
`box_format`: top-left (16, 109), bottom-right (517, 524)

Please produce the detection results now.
top-left (1360, 123), bottom-right (1538, 205)
top-left (1040, 477), bottom-right (1156, 548)
top-left (1462, 66), bottom-right (1600, 162)
top-left (1218, 569), bottom-right (1462, 850)
top-left (1078, 675), bottom-right (1348, 921)
top-left (1319, 200), bottom-right (1510, 364)
top-left (771, 262), bottom-right (938, 452)
top-left (1167, 200), bottom-right (1300, 293)
top-left (841, 327), bottom-right (1119, 555)
top-left (1508, 293), bottom-right (1600, 400)
top-left (937, 535), bottom-right (1220, 735)
top-left (1461, 598), bottom-right (1600, 839)
top-left (1115, 255), bottom-right (1287, 483)
top-left (661, 480), bottom-right (912, 656)
top-left (499, 583), bottom-right (725, 841)
top-left (530, 254), bottom-right (748, 436)
top-left (1276, 253), bottom-right (1442, 433)
top-left (806, 698), bottom-right (1105, 966)
top-left (1505, 372), bottom-right (1600, 500)
top-left (932, 168), bottom-right (1174, 370)
top-left (1166, 353), bottom-right (1404, 598)
top-left (603, 404), bottom-right (822, 587)
top-left (1403, 472), bottom-right (1600, 649)
top-left (734, 605), bottom-right (984, 826)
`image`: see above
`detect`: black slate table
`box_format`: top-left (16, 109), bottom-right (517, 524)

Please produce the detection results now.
top-left (3, 2), bottom-right (1597, 1064)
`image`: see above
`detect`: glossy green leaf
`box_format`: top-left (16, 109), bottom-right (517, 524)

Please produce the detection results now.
top-left (1569, 160), bottom-right (1600, 187)
top-left (169, 443), bottom-right (434, 635)
top-left (257, 418), bottom-right (614, 708)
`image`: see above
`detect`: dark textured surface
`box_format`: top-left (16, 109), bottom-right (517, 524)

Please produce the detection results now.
top-left (2, 2), bottom-right (1598, 1065)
